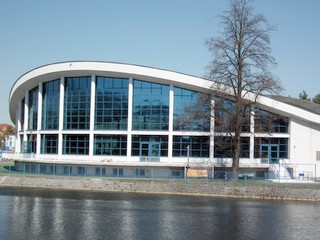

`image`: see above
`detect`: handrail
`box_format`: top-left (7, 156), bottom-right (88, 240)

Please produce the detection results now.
top-left (269, 163), bottom-right (279, 179)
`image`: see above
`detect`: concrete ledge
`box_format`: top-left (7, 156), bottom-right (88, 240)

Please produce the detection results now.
top-left (0, 175), bottom-right (320, 202)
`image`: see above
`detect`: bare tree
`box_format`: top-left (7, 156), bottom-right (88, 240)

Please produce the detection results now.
top-left (206, 0), bottom-right (282, 174)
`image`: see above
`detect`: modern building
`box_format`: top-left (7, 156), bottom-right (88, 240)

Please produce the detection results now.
top-left (8, 61), bottom-right (320, 179)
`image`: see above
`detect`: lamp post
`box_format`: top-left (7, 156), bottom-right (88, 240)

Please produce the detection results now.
top-left (186, 145), bottom-right (190, 183)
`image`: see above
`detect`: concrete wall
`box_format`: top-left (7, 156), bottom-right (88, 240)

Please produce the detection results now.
top-left (290, 117), bottom-right (320, 178)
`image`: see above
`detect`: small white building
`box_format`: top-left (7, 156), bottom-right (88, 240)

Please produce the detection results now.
top-left (8, 61), bottom-right (320, 180)
top-left (5, 135), bottom-right (16, 151)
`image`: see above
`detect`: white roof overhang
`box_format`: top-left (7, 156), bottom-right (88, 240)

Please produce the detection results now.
top-left (9, 61), bottom-right (320, 125)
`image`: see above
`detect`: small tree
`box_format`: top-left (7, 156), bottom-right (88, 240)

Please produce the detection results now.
top-left (206, 0), bottom-right (282, 174)
top-left (312, 93), bottom-right (320, 104)
top-left (299, 90), bottom-right (311, 101)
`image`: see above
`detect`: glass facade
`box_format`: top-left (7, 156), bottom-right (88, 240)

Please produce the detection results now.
top-left (95, 77), bottom-right (129, 130)
top-left (42, 80), bottom-right (60, 130)
top-left (214, 98), bottom-right (250, 133)
top-left (94, 135), bottom-right (127, 156)
top-left (63, 135), bottom-right (89, 155)
top-left (254, 109), bottom-right (289, 133)
top-left (28, 87), bottom-right (39, 130)
top-left (16, 74), bottom-right (290, 162)
top-left (172, 136), bottom-right (210, 157)
top-left (254, 138), bottom-right (288, 159)
top-left (214, 137), bottom-right (250, 158)
top-left (41, 134), bottom-right (58, 154)
top-left (132, 80), bottom-right (169, 130)
top-left (131, 135), bottom-right (168, 157)
top-left (64, 77), bottom-right (91, 130)
top-left (173, 88), bottom-right (210, 131)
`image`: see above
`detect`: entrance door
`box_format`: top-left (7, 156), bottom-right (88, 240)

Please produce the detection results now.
top-left (140, 142), bottom-right (160, 161)
top-left (261, 144), bottom-right (279, 163)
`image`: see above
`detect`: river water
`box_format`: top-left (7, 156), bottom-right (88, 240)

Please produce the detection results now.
top-left (0, 187), bottom-right (319, 240)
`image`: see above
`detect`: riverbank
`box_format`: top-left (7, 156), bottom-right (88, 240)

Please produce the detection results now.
top-left (1, 174), bottom-right (320, 201)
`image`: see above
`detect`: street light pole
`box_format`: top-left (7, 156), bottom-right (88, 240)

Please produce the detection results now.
top-left (186, 145), bottom-right (190, 183)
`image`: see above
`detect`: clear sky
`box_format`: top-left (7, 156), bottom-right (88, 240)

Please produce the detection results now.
top-left (1, 0), bottom-right (320, 124)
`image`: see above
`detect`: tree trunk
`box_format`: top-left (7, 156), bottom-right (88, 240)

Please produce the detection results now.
top-left (231, 96), bottom-right (243, 179)
top-left (232, 131), bottom-right (241, 179)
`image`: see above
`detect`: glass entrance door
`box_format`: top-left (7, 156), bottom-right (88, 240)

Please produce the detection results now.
top-left (140, 142), bottom-right (160, 162)
top-left (261, 144), bottom-right (279, 163)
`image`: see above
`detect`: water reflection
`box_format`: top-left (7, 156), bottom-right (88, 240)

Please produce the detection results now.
top-left (0, 187), bottom-right (319, 240)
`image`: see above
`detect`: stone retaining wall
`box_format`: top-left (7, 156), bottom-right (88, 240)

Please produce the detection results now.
top-left (0, 175), bottom-right (320, 201)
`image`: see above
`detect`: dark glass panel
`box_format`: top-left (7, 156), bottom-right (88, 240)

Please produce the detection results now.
top-left (28, 87), bottom-right (39, 130)
top-left (63, 134), bottom-right (89, 155)
top-left (172, 136), bottom-right (210, 157)
top-left (64, 77), bottom-right (91, 130)
top-left (42, 79), bottom-right (60, 130)
top-left (94, 135), bottom-right (127, 156)
top-left (214, 136), bottom-right (250, 158)
top-left (41, 134), bottom-right (58, 154)
top-left (95, 77), bottom-right (129, 130)
top-left (254, 109), bottom-right (289, 133)
top-left (173, 87), bottom-right (210, 132)
top-left (132, 80), bottom-right (169, 131)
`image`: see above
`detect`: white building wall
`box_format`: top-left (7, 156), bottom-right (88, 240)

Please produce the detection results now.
top-left (290, 117), bottom-right (320, 178)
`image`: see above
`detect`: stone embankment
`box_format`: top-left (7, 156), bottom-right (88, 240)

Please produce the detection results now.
top-left (0, 175), bottom-right (320, 201)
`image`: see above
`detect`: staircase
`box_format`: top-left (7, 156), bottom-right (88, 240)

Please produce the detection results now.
top-left (269, 161), bottom-right (292, 180)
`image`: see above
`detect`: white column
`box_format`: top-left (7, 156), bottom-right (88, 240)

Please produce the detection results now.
top-left (58, 76), bottom-right (65, 159)
top-left (24, 91), bottom-right (29, 132)
top-left (250, 108), bottom-right (255, 161)
top-left (23, 90), bottom-right (29, 152)
top-left (36, 82), bottom-right (43, 155)
top-left (37, 82), bottom-right (43, 130)
top-left (16, 101), bottom-right (22, 153)
top-left (168, 85), bottom-right (174, 160)
top-left (126, 78), bottom-right (133, 160)
top-left (210, 96), bottom-right (215, 162)
top-left (89, 75), bottom-right (96, 158)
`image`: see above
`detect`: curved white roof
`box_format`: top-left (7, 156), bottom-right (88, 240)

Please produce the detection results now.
top-left (9, 61), bottom-right (320, 124)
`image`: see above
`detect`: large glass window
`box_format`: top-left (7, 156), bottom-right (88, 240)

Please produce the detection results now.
top-left (214, 98), bottom-right (250, 133)
top-left (63, 134), bottom-right (89, 155)
top-left (173, 136), bottom-right (210, 157)
top-left (94, 135), bottom-right (127, 155)
top-left (41, 134), bottom-right (58, 154)
top-left (132, 80), bottom-right (169, 130)
top-left (95, 77), bottom-right (129, 130)
top-left (131, 135), bottom-right (168, 157)
top-left (28, 87), bottom-right (39, 130)
top-left (214, 136), bottom-right (250, 158)
top-left (174, 88), bottom-right (210, 131)
top-left (64, 77), bottom-right (91, 130)
top-left (42, 80), bottom-right (60, 130)
top-left (254, 109), bottom-right (289, 133)
top-left (254, 138), bottom-right (288, 159)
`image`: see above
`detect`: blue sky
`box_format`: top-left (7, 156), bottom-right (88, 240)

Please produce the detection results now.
top-left (1, 0), bottom-right (320, 124)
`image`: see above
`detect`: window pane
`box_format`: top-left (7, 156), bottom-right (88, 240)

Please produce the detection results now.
top-left (42, 80), bottom-right (60, 130)
top-left (94, 135), bottom-right (127, 156)
top-left (28, 87), bottom-right (39, 130)
top-left (173, 87), bottom-right (210, 132)
top-left (95, 77), bottom-right (129, 130)
top-left (132, 80), bottom-right (169, 130)
top-left (64, 77), bottom-right (91, 130)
